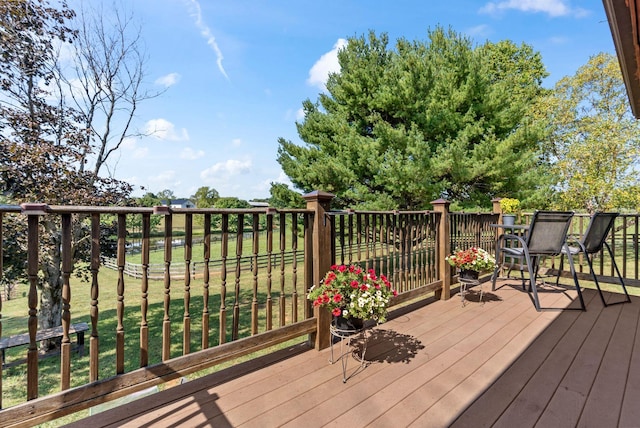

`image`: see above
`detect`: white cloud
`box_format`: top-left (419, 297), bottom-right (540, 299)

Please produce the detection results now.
top-left (231, 138), bottom-right (242, 147)
top-left (145, 118), bottom-right (190, 141)
top-left (548, 36), bottom-right (569, 45)
top-left (155, 73), bottom-right (181, 87)
top-left (307, 38), bottom-right (348, 90)
top-left (133, 147), bottom-right (149, 159)
top-left (147, 170), bottom-right (182, 191)
top-left (120, 137), bottom-right (148, 158)
top-left (466, 24), bottom-right (492, 38)
top-left (200, 159), bottom-right (252, 181)
top-left (150, 170), bottom-right (176, 182)
top-left (295, 108), bottom-right (305, 121)
top-left (270, 171), bottom-right (293, 187)
top-left (180, 147), bottom-right (205, 160)
top-left (479, 0), bottom-right (588, 17)
top-left (183, 0), bottom-right (229, 80)
top-left (121, 137), bottom-right (138, 150)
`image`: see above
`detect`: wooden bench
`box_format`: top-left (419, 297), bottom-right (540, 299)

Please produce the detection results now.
top-left (0, 322), bottom-right (89, 365)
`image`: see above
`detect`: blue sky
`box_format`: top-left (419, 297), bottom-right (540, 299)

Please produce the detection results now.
top-left (95, 0), bottom-right (616, 201)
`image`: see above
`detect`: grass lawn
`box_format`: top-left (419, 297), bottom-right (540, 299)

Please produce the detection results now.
top-left (1, 260), bottom-right (309, 426)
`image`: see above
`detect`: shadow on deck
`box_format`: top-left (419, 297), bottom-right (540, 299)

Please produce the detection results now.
top-left (67, 278), bottom-right (639, 427)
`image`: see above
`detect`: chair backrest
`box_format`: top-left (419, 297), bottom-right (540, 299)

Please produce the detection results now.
top-left (581, 212), bottom-right (619, 254)
top-left (526, 210), bottom-right (574, 255)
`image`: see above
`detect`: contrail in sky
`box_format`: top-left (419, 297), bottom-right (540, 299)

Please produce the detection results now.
top-left (184, 0), bottom-right (229, 80)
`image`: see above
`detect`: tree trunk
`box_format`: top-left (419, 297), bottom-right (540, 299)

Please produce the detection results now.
top-left (38, 219), bottom-right (63, 351)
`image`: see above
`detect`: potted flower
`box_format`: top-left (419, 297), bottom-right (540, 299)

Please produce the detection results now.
top-left (308, 264), bottom-right (398, 328)
top-left (499, 198), bottom-right (520, 226)
top-left (446, 247), bottom-right (496, 280)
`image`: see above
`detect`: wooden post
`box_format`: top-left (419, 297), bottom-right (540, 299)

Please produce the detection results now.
top-left (492, 197), bottom-right (503, 222)
top-left (431, 199), bottom-right (451, 301)
top-left (303, 190), bottom-right (335, 350)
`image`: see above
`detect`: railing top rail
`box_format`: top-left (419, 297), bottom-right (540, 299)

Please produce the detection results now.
top-left (0, 204), bottom-right (314, 216)
top-left (327, 209), bottom-right (437, 215)
top-left (450, 211), bottom-right (498, 215)
top-left (0, 204), bottom-right (21, 213)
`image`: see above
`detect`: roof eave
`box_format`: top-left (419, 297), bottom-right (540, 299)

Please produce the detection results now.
top-left (603, 0), bottom-right (640, 118)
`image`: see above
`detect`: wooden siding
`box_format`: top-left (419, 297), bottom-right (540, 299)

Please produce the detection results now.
top-left (64, 280), bottom-right (638, 427)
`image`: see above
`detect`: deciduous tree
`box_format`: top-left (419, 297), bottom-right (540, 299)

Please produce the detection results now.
top-left (539, 52), bottom-right (640, 212)
top-left (0, 0), bottom-right (149, 336)
top-left (191, 186), bottom-right (219, 208)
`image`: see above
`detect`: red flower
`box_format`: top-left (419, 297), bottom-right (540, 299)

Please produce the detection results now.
top-left (332, 308), bottom-right (342, 316)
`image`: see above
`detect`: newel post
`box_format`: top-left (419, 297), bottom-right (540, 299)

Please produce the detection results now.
top-left (431, 199), bottom-right (451, 301)
top-left (492, 197), bottom-right (503, 220)
top-left (303, 190), bottom-right (335, 350)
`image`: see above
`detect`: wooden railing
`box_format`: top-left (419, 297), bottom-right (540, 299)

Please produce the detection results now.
top-left (2, 194), bottom-right (637, 426)
top-left (0, 194), bottom-right (452, 426)
top-left (507, 212), bottom-right (640, 286)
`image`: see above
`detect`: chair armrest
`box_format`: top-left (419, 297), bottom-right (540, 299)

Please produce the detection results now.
top-left (497, 233), bottom-right (527, 248)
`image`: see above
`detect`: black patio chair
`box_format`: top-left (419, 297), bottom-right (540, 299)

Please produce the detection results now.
top-left (491, 210), bottom-right (585, 311)
top-left (555, 212), bottom-right (631, 307)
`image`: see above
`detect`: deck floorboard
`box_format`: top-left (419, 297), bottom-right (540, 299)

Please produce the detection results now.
top-left (67, 278), bottom-right (639, 428)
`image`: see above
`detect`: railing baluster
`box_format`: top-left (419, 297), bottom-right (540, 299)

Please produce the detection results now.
top-left (90, 213), bottom-right (100, 382)
top-left (23, 205), bottom-right (45, 401)
top-left (232, 214), bottom-right (243, 341)
top-left (251, 213), bottom-right (259, 335)
top-left (356, 213), bottom-right (362, 264)
top-left (303, 213), bottom-right (313, 319)
top-left (140, 213), bottom-right (150, 366)
top-left (291, 212), bottom-right (299, 323)
top-left (219, 214), bottom-right (228, 344)
top-left (183, 213), bottom-right (192, 355)
top-left (202, 213), bottom-right (211, 349)
top-left (116, 214), bottom-right (126, 374)
top-left (266, 210), bottom-right (273, 331)
top-left (60, 213), bottom-right (72, 390)
top-left (633, 215), bottom-right (640, 279)
top-left (384, 213), bottom-right (392, 282)
top-left (279, 212), bottom-right (286, 327)
top-left (338, 214), bottom-right (345, 265)
top-left (622, 215), bottom-right (628, 279)
top-left (162, 212), bottom-right (172, 361)
top-left (347, 211), bottom-right (354, 265)
top-left (364, 214), bottom-right (371, 270)
top-left (392, 212), bottom-right (400, 288)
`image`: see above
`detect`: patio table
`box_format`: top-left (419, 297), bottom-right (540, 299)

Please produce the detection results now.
top-left (490, 223), bottom-right (529, 280)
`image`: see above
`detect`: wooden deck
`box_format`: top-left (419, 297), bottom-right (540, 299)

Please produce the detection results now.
top-left (67, 278), bottom-right (640, 427)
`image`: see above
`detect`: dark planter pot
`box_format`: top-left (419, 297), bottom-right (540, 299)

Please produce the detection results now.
top-left (332, 315), bottom-right (364, 331)
top-left (459, 270), bottom-right (480, 281)
top-left (502, 214), bottom-right (516, 226)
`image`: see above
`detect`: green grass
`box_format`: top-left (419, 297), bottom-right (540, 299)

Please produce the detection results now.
top-left (1, 262), bottom-right (308, 426)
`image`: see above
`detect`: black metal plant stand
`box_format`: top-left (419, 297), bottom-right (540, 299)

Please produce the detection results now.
top-left (459, 270), bottom-right (483, 307)
top-left (329, 318), bottom-right (370, 383)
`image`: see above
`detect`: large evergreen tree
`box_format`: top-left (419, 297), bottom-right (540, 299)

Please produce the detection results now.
top-left (277, 27), bottom-right (550, 209)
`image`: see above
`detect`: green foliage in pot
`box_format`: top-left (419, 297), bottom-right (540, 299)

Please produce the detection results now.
top-left (499, 198), bottom-right (520, 214)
